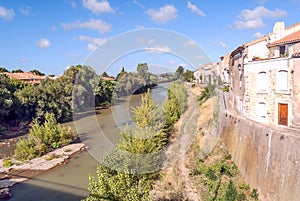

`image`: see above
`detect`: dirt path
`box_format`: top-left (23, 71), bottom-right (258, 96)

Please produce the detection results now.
top-left (152, 84), bottom-right (204, 201)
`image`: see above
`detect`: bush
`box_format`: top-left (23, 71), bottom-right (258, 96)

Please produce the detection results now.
top-left (14, 112), bottom-right (74, 161)
top-left (225, 180), bottom-right (237, 201)
top-left (3, 159), bottom-right (12, 167)
top-left (250, 189), bottom-right (259, 200)
top-left (198, 83), bottom-right (216, 104)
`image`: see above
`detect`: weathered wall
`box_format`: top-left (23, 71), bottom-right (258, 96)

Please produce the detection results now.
top-left (218, 91), bottom-right (300, 201)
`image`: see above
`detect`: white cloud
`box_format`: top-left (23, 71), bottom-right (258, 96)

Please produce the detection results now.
top-left (233, 18), bottom-right (265, 29)
top-left (20, 6), bottom-right (31, 16)
top-left (0, 6), bottom-right (15, 20)
top-left (254, 32), bottom-right (264, 38)
top-left (79, 35), bottom-right (107, 51)
top-left (61, 19), bottom-right (111, 33)
top-left (145, 45), bottom-right (171, 54)
top-left (239, 6), bottom-right (286, 20)
top-left (184, 40), bottom-right (197, 47)
top-left (232, 6), bottom-right (287, 30)
top-left (187, 1), bottom-right (205, 16)
top-left (36, 38), bottom-right (51, 49)
top-left (82, 0), bottom-right (115, 14)
top-left (146, 4), bottom-right (177, 24)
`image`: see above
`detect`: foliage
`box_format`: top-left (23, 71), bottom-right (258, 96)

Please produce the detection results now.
top-left (250, 189), bottom-right (259, 200)
top-left (85, 84), bottom-right (182, 201)
top-left (94, 79), bottom-right (116, 107)
top-left (183, 69), bottom-right (195, 82)
top-left (114, 64), bottom-right (157, 96)
top-left (225, 180), bottom-right (237, 201)
top-left (11, 69), bottom-right (24, 73)
top-left (175, 66), bottom-right (184, 77)
top-left (163, 81), bottom-right (188, 131)
top-left (85, 166), bottom-right (153, 201)
top-left (0, 67), bottom-right (9, 72)
top-left (30, 69), bottom-right (45, 76)
top-left (14, 112), bottom-right (74, 161)
top-left (222, 85), bottom-right (229, 92)
top-left (3, 159), bottom-right (12, 167)
top-left (191, 147), bottom-right (254, 201)
top-left (198, 83), bottom-right (216, 105)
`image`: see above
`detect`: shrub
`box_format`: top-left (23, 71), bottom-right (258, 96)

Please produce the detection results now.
top-left (3, 159), bottom-right (12, 167)
top-left (225, 180), bottom-right (237, 201)
top-left (198, 83), bottom-right (216, 104)
top-left (14, 112), bottom-right (74, 161)
top-left (250, 189), bottom-right (259, 200)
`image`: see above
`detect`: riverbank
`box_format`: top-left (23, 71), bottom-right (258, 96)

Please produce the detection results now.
top-left (0, 143), bottom-right (85, 199)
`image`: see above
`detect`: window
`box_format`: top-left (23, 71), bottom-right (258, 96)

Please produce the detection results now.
top-left (258, 102), bottom-right (267, 119)
top-left (257, 71), bottom-right (267, 93)
top-left (279, 46), bottom-right (286, 56)
top-left (277, 70), bottom-right (288, 92)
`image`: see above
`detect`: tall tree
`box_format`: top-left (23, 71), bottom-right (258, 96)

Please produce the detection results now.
top-left (175, 66), bottom-right (184, 77)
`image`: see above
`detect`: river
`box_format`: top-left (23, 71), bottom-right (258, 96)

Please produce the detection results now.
top-left (9, 83), bottom-right (169, 201)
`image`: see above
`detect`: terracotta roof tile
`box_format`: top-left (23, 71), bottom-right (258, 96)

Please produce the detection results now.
top-left (1, 72), bottom-right (46, 84)
top-left (267, 29), bottom-right (300, 47)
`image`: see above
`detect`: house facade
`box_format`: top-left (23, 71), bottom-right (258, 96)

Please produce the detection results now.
top-left (225, 21), bottom-right (300, 128)
top-left (194, 62), bottom-right (220, 85)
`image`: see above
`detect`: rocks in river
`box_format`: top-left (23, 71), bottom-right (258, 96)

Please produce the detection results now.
top-left (0, 188), bottom-right (11, 199)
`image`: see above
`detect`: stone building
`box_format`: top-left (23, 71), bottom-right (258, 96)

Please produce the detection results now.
top-left (226, 21), bottom-right (300, 128)
top-left (193, 62), bottom-right (220, 85)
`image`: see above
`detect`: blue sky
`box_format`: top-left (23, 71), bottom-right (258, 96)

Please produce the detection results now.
top-left (0, 0), bottom-right (299, 76)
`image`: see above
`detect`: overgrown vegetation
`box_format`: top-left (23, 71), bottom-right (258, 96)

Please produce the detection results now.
top-left (190, 146), bottom-right (258, 201)
top-left (13, 112), bottom-right (74, 161)
top-left (84, 82), bottom-right (187, 201)
top-left (198, 83), bottom-right (217, 105)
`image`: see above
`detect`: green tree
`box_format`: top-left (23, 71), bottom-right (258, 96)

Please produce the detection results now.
top-left (11, 69), bottom-right (24, 73)
top-left (0, 67), bottom-right (9, 72)
top-left (85, 91), bottom-right (169, 201)
top-left (175, 66), bottom-right (184, 77)
top-left (101, 71), bottom-right (110, 77)
top-left (137, 63), bottom-right (148, 77)
top-left (30, 69), bottom-right (45, 76)
top-left (116, 67), bottom-right (126, 81)
top-left (183, 69), bottom-right (194, 82)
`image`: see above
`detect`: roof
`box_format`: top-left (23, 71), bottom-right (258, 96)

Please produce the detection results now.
top-left (1, 72), bottom-right (46, 84)
top-left (244, 36), bottom-right (268, 47)
top-left (267, 29), bottom-right (300, 47)
top-left (101, 76), bottom-right (116, 81)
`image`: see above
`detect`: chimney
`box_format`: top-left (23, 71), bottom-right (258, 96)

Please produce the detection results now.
top-left (273, 21), bottom-right (285, 39)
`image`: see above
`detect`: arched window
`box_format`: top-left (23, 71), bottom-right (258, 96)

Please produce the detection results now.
top-left (277, 70), bottom-right (288, 92)
top-left (257, 71), bottom-right (267, 92)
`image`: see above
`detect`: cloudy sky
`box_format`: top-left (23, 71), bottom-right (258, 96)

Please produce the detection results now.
top-left (0, 0), bottom-right (299, 75)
